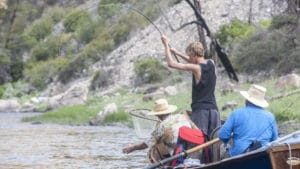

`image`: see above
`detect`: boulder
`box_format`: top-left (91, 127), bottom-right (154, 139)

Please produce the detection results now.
top-left (164, 86), bottom-right (178, 96)
top-left (0, 99), bottom-right (21, 112)
top-left (275, 73), bottom-right (300, 91)
top-left (221, 101), bottom-right (238, 111)
top-left (143, 91), bottom-right (165, 102)
top-left (89, 103), bottom-right (118, 125)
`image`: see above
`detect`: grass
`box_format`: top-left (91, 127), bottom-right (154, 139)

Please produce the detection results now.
top-left (22, 78), bottom-right (300, 125)
top-left (216, 78), bottom-right (300, 123)
top-left (22, 104), bottom-right (99, 125)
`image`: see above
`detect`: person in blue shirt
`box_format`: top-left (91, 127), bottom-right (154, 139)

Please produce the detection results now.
top-left (218, 84), bottom-right (278, 157)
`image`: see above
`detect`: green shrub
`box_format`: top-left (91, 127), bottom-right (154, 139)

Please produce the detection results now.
top-left (277, 47), bottom-right (300, 74)
top-left (90, 70), bottom-right (111, 90)
top-left (43, 6), bottom-right (66, 23)
top-left (57, 57), bottom-right (84, 84)
top-left (109, 22), bottom-right (130, 46)
top-left (31, 44), bottom-right (52, 61)
top-left (25, 17), bottom-right (53, 41)
top-left (104, 111), bottom-right (129, 123)
top-left (273, 109), bottom-right (297, 122)
top-left (232, 24), bottom-right (299, 75)
top-left (134, 57), bottom-right (168, 85)
top-left (98, 0), bottom-right (123, 19)
top-left (81, 30), bottom-right (114, 59)
top-left (0, 85), bottom-right (5, 98)
top-left (259, 19), bottom-right (272, 29)
top-left (0, 49), bottom-right (10, 64)
top-left (76, 21), bottom-right (99, 44)
top-left (106, 10), bottom-right (149, 46)
top-left (18, 34), bottom-right (38, 50)
top-left (24, 57), bottom-right (68, 89)
top-left (63, 9), bottom-right (91, 32)
top-left (1, 81), bottom-right (31, 98)
top-left (32, 35), bottom-right (71, 61)
top-left (58, 31), bottom-right (115, 84)
top-left (10, 61), bottom-right (24, 81)
top-left (269, 14), bottom-right (299, 30)
top-left (217, 19), bottom-right (255, 44)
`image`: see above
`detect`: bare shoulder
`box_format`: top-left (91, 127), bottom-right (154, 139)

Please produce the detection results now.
top-left (208, 59), bottom-right (215, 65)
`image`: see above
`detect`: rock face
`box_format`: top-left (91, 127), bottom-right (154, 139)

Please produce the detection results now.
top-left (92, 0), bottom-right (285, 90)
top-left (275, 73), bottom-right (300, 91)
top-left (1, 0), bottom-right (287, 112)
top-left (46, 80), bottom-right (89, 109)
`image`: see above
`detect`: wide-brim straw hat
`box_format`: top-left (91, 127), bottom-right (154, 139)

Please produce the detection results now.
top-left (147, 99), bottom-right (177, 116)
top-left (240, 84), bottom-right (269, 108)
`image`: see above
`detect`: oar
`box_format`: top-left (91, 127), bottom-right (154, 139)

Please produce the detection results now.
top-left (144, 138), bottom-right (221, 169)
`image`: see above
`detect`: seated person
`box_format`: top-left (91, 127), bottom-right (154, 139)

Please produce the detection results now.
top-left (122, 99), bottom-right (196, 164)
top-left (218, 84), bottom-right (278, 157)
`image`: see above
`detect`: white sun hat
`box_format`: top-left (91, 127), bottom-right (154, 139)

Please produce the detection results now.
top-left (147, 99), bottom-right (177, 116)
top-left (240, 84), bottom-right (269, 108)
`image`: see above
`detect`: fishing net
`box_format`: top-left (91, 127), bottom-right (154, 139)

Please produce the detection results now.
top-left (129, 109), bottom-right (159, 139)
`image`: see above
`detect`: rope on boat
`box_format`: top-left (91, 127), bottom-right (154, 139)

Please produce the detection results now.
top-left (286, 143), bottom-right (293, 169)
top-left (285, 142), bottom-right (300, 168)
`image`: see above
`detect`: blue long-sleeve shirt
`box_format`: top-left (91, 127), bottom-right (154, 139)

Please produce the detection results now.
top-left (218, 104), bottom-right (278, 156)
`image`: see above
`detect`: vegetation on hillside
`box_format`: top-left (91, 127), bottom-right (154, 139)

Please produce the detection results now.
top-left (216, 15), bottom-right (300, 76)
top-left (0, 0), bottom-right (180, 91)
top-left (22, 78), bottom-right (300, 126)
top-left (0, 1), bottom-right (299, 127)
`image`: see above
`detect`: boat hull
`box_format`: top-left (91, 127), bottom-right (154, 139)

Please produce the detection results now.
top-left (193, 131), bottom-right (300, 169)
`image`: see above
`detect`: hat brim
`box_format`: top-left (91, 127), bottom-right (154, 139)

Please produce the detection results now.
top-left (147, 105), bottom-right (177, 116)
top-left (240, 91), bottom-right (269, 108)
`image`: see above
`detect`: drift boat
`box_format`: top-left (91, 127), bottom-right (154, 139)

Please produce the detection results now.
top-left (145, 130), bottom-right (300, 169)
top-left (192, 130), bottom-right (300, 169)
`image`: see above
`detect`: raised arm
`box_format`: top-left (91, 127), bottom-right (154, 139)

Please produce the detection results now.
top-left (170, 48), bottom-right (190, 62)
top-left (161, 35), bottom-right (200, 76)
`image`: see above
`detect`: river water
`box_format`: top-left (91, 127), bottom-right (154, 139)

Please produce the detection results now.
top-left (0, 113), bottom-right (148, 169)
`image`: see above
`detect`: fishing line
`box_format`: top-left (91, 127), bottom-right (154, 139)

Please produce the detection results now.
top-left (61, 2), bottom-right (181, 62)
top-left (124, 3), bottom-right (180, 62)
top-left (97, 3), bottom-right (181, 62)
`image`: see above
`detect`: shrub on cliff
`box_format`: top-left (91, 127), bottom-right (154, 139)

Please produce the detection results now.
top-left (24, 57), bottom-right (68, 90)
top-left (232, 15), bottom-right (300, 75)
top-left (63, 9), bottom-right (91, 33)
top-left (89, 70), bottom-right (111, 91)
top-left (134, 57), bottom-right (168, 85)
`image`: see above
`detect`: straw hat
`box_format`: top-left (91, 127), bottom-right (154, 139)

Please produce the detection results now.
top-left (240, 84), bottom-right (269, 108)
top-left (147, 99), bottom-right (177, 116)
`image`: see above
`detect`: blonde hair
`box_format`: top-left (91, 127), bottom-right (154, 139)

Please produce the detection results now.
top-left (185, 42), bottom-right (204, 57)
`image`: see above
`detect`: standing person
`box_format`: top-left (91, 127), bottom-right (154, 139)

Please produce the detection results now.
top-left (122, 99), bottom-right (197, 165)
top-left (160, 35), bottom-right (220, 141)
top-left (218, 84), bottom-right (278, 157)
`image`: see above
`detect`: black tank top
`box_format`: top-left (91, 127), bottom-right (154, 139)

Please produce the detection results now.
top-left (191, 60), bottom-right (218, 110)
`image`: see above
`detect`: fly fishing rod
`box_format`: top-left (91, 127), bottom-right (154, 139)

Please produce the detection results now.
top-left (96, 3), bottom-right (180, 62)
top-left (126, 4), bottom-right (180, 62)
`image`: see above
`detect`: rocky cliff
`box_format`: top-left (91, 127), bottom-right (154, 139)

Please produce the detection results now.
top-left (90, 0), bottom-right (285, 90)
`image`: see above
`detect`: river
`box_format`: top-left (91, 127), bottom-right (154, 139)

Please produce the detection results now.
top-left (0, 113), bottom-right (148, 169)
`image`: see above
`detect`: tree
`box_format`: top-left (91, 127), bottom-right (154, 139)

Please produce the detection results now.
top-left (287, 0), bottom-right (300, 15)
top-left (273, 0), bottom-right (300, 15)
top-left (184, 0), bottom-right (239, 82)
